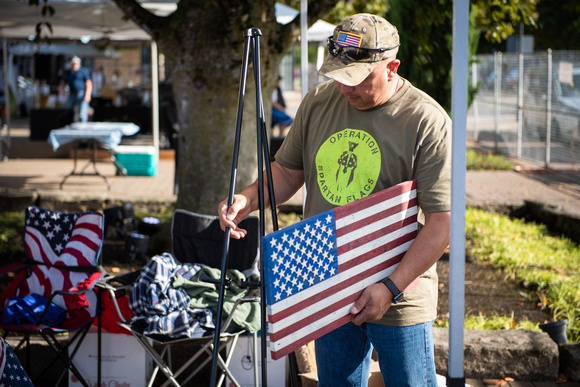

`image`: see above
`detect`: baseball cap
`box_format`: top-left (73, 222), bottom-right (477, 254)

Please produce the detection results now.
top-left (318, 14), bottom-right (400, 86)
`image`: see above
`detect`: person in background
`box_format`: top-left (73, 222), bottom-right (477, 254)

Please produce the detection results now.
top-left (271, 75), bottom-right (294, 137)
top-left (62, 56), bottom-right (92, 122)
top-left (219, 13), bottom-right (451, 387)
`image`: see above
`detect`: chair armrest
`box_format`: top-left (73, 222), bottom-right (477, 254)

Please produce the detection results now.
top-left (96, 271), bottom-right (140, 323)
top-left (219, 295), bottom-right (261, 335)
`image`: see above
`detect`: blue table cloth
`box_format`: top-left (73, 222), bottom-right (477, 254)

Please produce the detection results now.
top-left (48, 122), bottom-right (140, 151)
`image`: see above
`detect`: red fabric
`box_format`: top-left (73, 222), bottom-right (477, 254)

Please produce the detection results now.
top-left (92, 291), bottom-right (134, 335)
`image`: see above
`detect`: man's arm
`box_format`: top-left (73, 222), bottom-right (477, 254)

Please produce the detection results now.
top-left (350, 210), bottom-right (450, 325)
top-left (84, 79), bottom-right (93, 102)
top-left (218, 161), bottom-right (304, 239)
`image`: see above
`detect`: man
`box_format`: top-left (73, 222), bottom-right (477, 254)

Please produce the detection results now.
top-left (63, 56), bottom-right (92, 122)
top-left (271, 75), bottom-right (294, 137)
top-left (219, 13), bottom-right (451, 386)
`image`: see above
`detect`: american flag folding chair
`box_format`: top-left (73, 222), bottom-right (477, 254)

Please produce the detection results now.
top-left (97, 209), bottom-right (261, 387)
top-left (0, 206), bottom-right (105, 386)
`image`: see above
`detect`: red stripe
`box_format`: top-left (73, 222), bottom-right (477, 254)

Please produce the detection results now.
top-left (333, 181), bottom-right (416, 221)
top-left (270, 314), bottom-right (354, 360)
top-left (337, 214), bottom-right (418, 258)
top-left (336, 197), bottom-right (417, 238)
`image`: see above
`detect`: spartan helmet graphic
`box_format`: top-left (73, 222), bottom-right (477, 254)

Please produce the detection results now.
top-left (336, 141), bottom-right (358, 191)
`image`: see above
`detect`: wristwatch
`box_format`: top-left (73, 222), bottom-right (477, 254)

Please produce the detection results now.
top-left (382, 277), bottom-right (404, 304)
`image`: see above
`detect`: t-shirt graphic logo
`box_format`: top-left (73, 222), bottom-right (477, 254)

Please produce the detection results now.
top-left (316, 129), bottom-right (381, 206)
top-left (336, 141), bottom-right (358, 191)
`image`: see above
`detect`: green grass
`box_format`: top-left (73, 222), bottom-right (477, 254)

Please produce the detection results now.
top-left (0, 211), bottom-right (25, 262)
top-left (434, 312), bottom-right (542, 332)
top-left (466, 148), bottom-right (513, 170)
top-left (465, 207), bottom-right (580, 342)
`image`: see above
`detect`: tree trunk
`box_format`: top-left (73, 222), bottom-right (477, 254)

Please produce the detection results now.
top-left (112, 0), bottom-right (338, 214)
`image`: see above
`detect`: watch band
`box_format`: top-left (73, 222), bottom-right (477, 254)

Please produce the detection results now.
top-left (382, 277), bottom-right (404, 304)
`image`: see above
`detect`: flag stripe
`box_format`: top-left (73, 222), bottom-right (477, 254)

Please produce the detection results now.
top-left (337, 212), bottom-right (418, 269)
top-left (271, 313), bottom-right (354, 360)
top-left (336, 196), bottom-right (417, 242)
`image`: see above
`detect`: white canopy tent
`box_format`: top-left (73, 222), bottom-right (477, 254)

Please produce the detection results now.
top-left (0, 0), bottom-right (163, 159)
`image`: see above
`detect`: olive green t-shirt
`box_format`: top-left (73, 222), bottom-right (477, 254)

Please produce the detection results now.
top-left (275, 79), bottom-right (451, 326)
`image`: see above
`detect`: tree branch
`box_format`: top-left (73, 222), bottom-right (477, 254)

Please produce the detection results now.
top-left (112, 0), bottom-right (163, 40)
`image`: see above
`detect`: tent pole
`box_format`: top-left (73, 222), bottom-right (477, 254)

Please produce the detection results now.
top-left (2, 37), bottom-right (11, 159)
top-left (447, 0), bottom-right (468, 386)
top-left (151, 40), bottom-right (159, 158)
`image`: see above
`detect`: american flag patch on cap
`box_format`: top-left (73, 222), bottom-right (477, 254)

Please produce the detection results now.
top-left (337, 32), bottom-right (362, 47)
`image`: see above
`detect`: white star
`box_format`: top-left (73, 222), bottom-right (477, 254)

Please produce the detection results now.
top-left (297, 281), bottom-right (304, 291)
top-left (55, 244), bottom-right (64, 253)
top-left (325, 214), bottom-right (333, 223)
top-left (46, 231), bottom-right (55, 239)
top-left (39, 212), bottom-right (46, 220)
top-left (43, 221), bottom-right (51, 229)
top-left (308, 277), bottom-right (315, 285)
top-left (275, 292), bottom-right (282, 301)
top-left (53, 224), bottom-right (62, 233)
top-left (51, 212), bottom-right (60, 220)
top-left (63, 233), bottom-right (70, 242)
top-left (274, 277), bottom-right (281, 288)
top-left (281, 233), bottom-right (289, 243)
top-left (315, 219), bottom-right (322, 229)
top-left (270, 238), bottom-right (277, 248)
top-left (329, 267), bottom-right (336, 276)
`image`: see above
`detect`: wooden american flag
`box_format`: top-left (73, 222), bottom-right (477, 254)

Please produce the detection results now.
top-left (262, 180), bottom-right (418, 360)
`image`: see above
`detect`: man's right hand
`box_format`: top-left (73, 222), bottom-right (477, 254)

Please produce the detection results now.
top-left (218, 194), bottom-right (252, 239)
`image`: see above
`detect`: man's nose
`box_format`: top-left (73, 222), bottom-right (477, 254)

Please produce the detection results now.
top-left (338, 83), bottom-right (355, 93)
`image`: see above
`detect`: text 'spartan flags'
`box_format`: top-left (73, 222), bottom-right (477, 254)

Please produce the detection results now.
top-left (262, 180), bottom-right (418, 360)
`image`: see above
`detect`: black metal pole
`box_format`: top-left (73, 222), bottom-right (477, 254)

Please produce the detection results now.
top-left (208, 30), bottom-right (252, 387)
top-left (210, 26), bottom-right (298, 387)
top-left (250, 30), bottom-right (270, 387)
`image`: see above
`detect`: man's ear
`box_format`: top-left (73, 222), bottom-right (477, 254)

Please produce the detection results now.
top-left (387, 59), bottom-right (401, 75)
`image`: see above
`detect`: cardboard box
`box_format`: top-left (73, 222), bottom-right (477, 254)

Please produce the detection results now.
top-left (226, 335), bottom-right (288, 387)
top-left (69, 330), bottom-right (152, 387)
top-left (114, 145), bottom-right (158, 176)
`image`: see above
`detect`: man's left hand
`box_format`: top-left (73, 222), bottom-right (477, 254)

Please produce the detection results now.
top-left (349, 282), bottom-right (392, 325)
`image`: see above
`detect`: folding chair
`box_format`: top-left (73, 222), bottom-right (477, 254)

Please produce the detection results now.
top-left (98, 209), bottom-right (261, 387)
top-left (0, 206), bottom-right (106, 386)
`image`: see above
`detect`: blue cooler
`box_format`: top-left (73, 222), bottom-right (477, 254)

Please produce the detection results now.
top-left (114, 145), bottom-right (158, 176)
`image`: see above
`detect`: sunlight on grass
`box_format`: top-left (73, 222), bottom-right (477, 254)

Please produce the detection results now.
top-left (466, 208), bottom-right (580, 342)
top-left (434, 311), bottom-right (541, 332)
top-left (466, 148), bottom-right (513, 170)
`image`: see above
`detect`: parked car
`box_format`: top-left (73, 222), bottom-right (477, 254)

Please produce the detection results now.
top-left (524, 64), bottom-right (580, 142)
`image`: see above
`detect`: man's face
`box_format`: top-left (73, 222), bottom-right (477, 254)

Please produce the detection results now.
top-left (335, 59), bottom-right (398, 111)
top-left (71, 61), bottom-right (81, 72)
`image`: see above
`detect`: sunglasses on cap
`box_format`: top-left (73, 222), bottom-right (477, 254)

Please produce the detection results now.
top-left (327, 36), bottom-right (400, 62)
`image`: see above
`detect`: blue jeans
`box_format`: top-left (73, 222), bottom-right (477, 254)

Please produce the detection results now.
top-left (315, 321), bottom-right (437, 387)
top-left (66, 90), bottom-right (89, 122)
